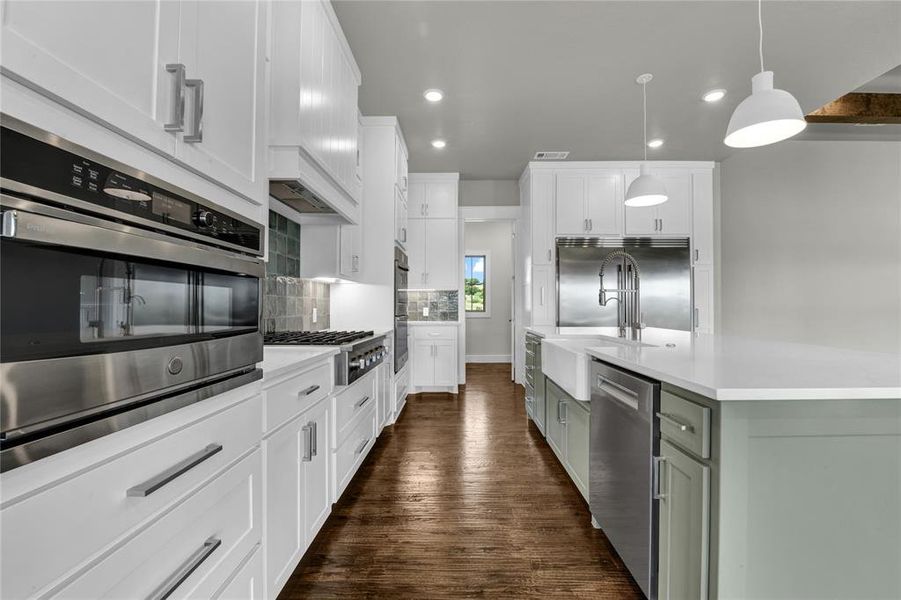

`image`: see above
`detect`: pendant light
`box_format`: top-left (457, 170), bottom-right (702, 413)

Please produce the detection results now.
top-left (625, 73), bottom-right (668, 207)
top-left (724, 0), bottom-right (806, 148)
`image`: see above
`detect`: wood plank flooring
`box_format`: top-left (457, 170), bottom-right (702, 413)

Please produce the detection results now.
top-left (279, 363), bottom-right (644, 599)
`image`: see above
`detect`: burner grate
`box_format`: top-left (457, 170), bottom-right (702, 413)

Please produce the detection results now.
top-left (264, 330), bottom-right (374, 346)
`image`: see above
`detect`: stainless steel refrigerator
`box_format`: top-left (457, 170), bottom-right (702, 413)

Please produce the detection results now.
top-left (556, 238), bottom-right (692, 330)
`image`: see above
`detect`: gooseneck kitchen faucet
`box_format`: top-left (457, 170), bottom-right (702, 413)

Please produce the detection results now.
top-left (598, 250), bottom-right (643, 339)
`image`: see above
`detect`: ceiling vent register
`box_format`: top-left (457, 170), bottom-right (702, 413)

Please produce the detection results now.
top-left (533, 151), bottom-right (569, 160)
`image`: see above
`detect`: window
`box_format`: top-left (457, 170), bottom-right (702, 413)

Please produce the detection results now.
top-left (464, 254), bottom-right (488, 315)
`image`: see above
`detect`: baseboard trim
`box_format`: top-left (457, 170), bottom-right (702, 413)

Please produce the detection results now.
top-left (465, 354), bottom-right (511, 363)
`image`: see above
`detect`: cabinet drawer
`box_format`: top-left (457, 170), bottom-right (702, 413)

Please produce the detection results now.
top-left (54, 449), bottom-right (262, 599)
top-left (334, 409), bottom-right (376, 498)
top-left (263, 361), bottom-right (332, 433)
top-left (413, 326), bottom-right (457, 340)
top-left (659, 391), bottom-right (711, 459)
top-left (334, 371), bottom-right (376, 444)
top-left (0, 395), bottom-right (262, 600)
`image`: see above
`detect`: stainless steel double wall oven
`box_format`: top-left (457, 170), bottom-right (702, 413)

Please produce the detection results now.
top-left (394, 246), bottom-right (408, 372)
top-left (0, 117), bottom-right (265, 471)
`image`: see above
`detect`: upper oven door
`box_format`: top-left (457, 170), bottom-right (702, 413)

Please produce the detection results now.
top-left (0, 197), bottom-right (263, 438)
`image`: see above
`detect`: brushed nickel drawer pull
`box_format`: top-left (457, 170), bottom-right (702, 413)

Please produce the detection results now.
top-left (299, 384), bottom-right (321, 397)
top-left (355, 395), bottom-right (371, 409)
top-left (302, 423), bottom-right (313, 462)
top-left (656, 412), bottom-right (694, 433)
top-left (652, 456), bottom-right (667, 500)
top-left (127, 443), bottom-right (222, 497)
top-left (355, 437), bottom-right (370, 455)
top-left (146, 537), bottom-right (221, 600)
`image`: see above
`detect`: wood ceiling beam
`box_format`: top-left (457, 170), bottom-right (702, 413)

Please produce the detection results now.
top-left (806, 92), bottom-right (901, 124)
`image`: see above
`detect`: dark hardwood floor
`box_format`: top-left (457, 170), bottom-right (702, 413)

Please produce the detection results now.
top-left (279, 363), bottom-right (644, 599)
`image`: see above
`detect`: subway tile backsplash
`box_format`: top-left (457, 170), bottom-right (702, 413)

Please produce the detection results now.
top-left (264, 210), bottom-right (330, 332)
top-left (406, 290), bottom-right (459, 321)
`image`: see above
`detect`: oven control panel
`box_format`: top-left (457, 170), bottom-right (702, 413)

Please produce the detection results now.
top-left (340, 338), bottom-right (388, 386)
top-left (0, 125), bottom-right (262, 256)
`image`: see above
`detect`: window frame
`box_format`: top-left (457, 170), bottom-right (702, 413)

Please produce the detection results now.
top-left (464, 251), bottom-right (490, 318)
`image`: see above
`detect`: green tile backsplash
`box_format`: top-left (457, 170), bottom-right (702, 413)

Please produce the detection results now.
top-left (267, 210), bottom-right (301, 277)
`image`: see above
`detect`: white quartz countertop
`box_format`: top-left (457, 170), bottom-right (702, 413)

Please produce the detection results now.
top-left (261, 346), bottom-right (338, 379)
top-left (408, 321), bottom-right (461, 326)
top-left (548, 328), bottom-right (901, 401)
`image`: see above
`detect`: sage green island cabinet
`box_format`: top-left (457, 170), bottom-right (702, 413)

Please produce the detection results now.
top-left (656, 383), bottom-right (901, 600)
top-left (546, 378), bottom-right (590, 501)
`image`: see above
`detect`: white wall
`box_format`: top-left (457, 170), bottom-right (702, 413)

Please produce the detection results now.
top-left (464, 220), bottom-right (514, 361)
top-left (719, 140), bottom-right (901, 354)
top-left (461, 180), bottom-right (519, 206)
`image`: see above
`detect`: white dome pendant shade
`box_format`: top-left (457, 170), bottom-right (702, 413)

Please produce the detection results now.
top-left (625, 73), bottom-right (668, 207)
top-left (724, 71), bottom-right (806, 148)
top-left (626, 163), bottom-right (669, 207)
top-left (724, 0), bottom-right (807, 148)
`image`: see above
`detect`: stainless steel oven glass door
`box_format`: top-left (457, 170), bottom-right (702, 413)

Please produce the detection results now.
top-left (394, 316), bottom-right (408, 373)
top-left (0, 203), bottom-right (261, 445)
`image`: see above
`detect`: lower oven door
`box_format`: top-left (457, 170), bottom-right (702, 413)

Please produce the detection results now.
top-left (0, 198), bottom-right (263, 448)
top-left (394, 316), bottom-right (408, 373)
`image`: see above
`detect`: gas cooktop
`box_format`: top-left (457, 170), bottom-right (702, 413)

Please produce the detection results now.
top-left (263, 330), bottom-right (375, 346)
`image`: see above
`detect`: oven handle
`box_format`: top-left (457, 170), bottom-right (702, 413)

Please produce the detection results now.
top-left (0, 198), bottom-right (264, 277)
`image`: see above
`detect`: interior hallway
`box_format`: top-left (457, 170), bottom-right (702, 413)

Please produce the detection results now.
top-left (279, 363), bottom-right (643, 599)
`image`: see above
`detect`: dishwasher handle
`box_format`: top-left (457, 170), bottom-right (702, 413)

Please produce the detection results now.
top-left (596, 376), bottom-right (640, 411)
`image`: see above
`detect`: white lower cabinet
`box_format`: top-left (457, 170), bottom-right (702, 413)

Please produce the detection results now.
top-left (657, 438), bottom-right (710, 600)
top-left (55, 449), bottom-right (262, 600)
top-left (215, 545), bottom-right (263, 600)
top-left (263, 397), bottom-right (330, 597)
top-left (545, 379), bottom-right (589, 501)
top-left (393, 364), bottom-right (410, 421)
top-left (411, 326), bottom-right (458, 390)
top-left (531, 265), bottom-right (556, 327)
top-left (693, 264), bottom-right (715, 334)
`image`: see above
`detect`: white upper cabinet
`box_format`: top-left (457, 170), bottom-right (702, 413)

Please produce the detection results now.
top-left (396, 136), bottom-right (409, 197)
top-left (395, 187), bottom-right (409, 249)
top-left (691, 170), bottom-right (715, 265)
top-left (555, 170), bottom-right (623, 236)
top-left (424, 182), bottom-right (458, 219)
top-left (269, 0), bottom-right (362, 220)
top-left (174, 0), bottom-right (268, 203)
top-left (425, 219), bottom-right (459, 290)
top-left (406, 174), bottom-right (460, 290)
top-left (0, 0), bottom-right (180, 156)
top-left (625, 168), bottom-right (692, 236)
top-left (530, 171), bottom-right (556, 265)
top-left (407, 182), bottom-right (426, 218)
top-left (1, 0), bottom-right (269, 207)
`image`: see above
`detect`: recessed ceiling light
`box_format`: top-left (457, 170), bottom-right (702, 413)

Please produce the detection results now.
top-left (647, 138), bottom-right (664, 149)
top-left (424, 89), bottom-right (444, 102)
top-left (702, 89), bottom-right (727, 103)
top-left (431, 139), bottom-right (446, 149)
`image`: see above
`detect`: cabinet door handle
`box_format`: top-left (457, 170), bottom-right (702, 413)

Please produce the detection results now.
top-left (355, 437), bottom-right (370, 455)
top-left (656, 411), bottom-right (694, 433)
top-left (652, 456), bottom-right (666, 500)
top-left (302, 423), bottom-right (313, 462)
top-left (312, 420), bottom-right (318, 457)
top-left (355, 395), bottom-right (371, 409)
top-left (588, 218), bottom-right (593, 231)
top-left (164, 64), bottom-right (186, 132)
top-left (559, 400), bottom-right (567, 424)
top-left (547, 249), bottom-right (552, 262)
top-left (299, 384), bottom-right (320, 397)
top-left (126, 443), bottom-right (222, 497)
top-left (147, 537), bottom-right (221, 600)
top-left (402, 227), bottom-right (407, 242)
top-left (659, 218), bottom-right (664, 232)
top-left (540, 285), bottom-right (546, 306)
top-left (694, 248), bottom-right (700, 262)
top-left (694, 307), bottom-right (700, 329)
top-left (183, 78), bottom-right (204, 143)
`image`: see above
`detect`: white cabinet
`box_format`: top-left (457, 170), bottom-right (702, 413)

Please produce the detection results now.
top-left (411, 327), bottom-right (458, 390)
top-left (531, 265), bottom-right (555, 326)
top-left (299, 223), bottom-right (362, 281)
top-left (657, 438), bottom-right (710, 600)
top-left (406, 218), bottom-right (459, 290)
top-left (691, 170), bottom-right (715, 265)
top-left (693, 265), bottom-right (715, 334)
top-left (263, 393), bottom-right (330, 597)
top-left (393, 365), bottom-right (410, 422)
top-left (395, 187), bottom-right (409, 249)
top-left (1, 0), bottom-right (268, 205)
top-left (396, 135), bottom-right (409, 197)
top-left (0, 0), bottom-right (180, 156)
top-left (530, 171), bottom-right (556, 265)
top-left (625, 169), bottom-right (692, 236)
top-left (407, 178), bottom-right (458, 219)
top-left (555, 171), bottom-right (623, 236)
top-left (173, 0), bottom-right (268, 203)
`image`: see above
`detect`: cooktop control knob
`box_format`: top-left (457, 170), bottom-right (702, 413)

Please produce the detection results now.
top-left (194, 209), bottom-right (214, 227)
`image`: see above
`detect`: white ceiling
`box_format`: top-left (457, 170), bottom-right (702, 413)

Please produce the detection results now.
top-left (333, 1), bottom-right (901, 180)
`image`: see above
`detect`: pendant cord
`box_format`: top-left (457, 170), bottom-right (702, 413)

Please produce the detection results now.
top-left (642, 81), bottom-right (648, 161)
top-left (758, 0), bottom-right (764, 72)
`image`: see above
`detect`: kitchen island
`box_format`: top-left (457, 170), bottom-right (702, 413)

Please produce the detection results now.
top-left (533, 327), bottom-right (901, 600)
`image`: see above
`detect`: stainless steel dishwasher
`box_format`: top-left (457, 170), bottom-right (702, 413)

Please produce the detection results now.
top-left (589, 359), bottom-right (660, 599)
